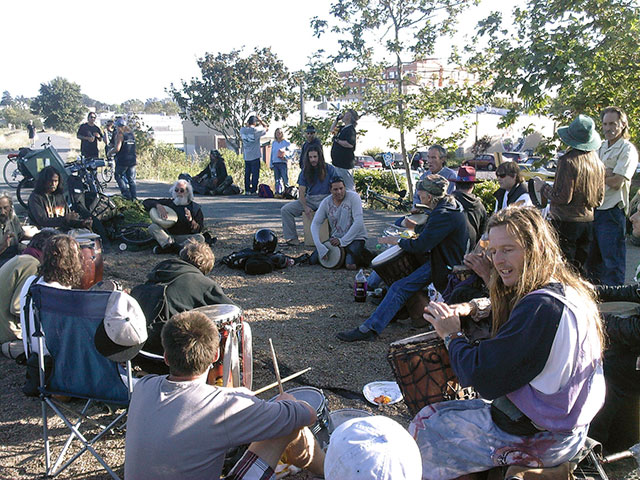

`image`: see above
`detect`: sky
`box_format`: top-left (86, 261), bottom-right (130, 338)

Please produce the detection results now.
top-left (1, 0), bottom-right (511, 105)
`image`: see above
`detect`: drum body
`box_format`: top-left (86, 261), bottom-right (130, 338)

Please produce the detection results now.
top-left (328, 408), bottom-right (372, 435)
top-left (271, 386), bottom-right (331, 448)
top-left (387, 331), bottom-right (474, 416)
top-left (319, 241), bottom-right (345, 269)
top-left (193, 304), bottom-right (252, 389)
top-left (75, 232), bottom-right (103, 290)
top-left (371, 245), bottom-right (421, 286)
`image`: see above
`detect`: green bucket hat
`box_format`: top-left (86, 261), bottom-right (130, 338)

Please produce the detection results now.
top-left (557, 114), bottom-right (602, 152)
top-left (417, 174), bottom-right (449, 197)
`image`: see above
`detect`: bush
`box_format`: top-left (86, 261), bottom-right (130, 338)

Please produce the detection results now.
top-left (363, 147), bottom-right (384, 157)
top-left (473, 179), bottom-right (499, 215)
top-left (353, 168), bottom-right (408, 200)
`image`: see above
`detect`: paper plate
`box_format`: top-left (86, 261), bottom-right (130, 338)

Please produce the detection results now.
top-left (363, 381), bottom-right (403, 406)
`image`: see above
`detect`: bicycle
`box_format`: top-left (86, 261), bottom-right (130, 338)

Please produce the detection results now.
top-left (87, 192), bottom-right (154, 248)
top-left (4, 137), bottom-right (53, 188)
top-left (362, 176), bottom-right (412, 212)
top-left (98, 154), bottom-right (115, 186)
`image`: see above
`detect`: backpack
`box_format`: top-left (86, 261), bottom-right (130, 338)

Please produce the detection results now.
top-left (283, 185), bottom-right (299, 200)
top-left (258, 184), bottom-right (274, 198)
top-left (221, 249), bottom-right (292, 275)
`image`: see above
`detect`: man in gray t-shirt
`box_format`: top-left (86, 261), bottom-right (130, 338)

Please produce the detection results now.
top-left (125, 311), bottom-right (324, 480)
top-left (240, 115), bottom-right (268, 195)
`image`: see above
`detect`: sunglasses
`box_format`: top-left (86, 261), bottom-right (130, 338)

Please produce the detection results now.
top-left (496, 173), bottom-right (509, 178)
top-left (175, 188), bottom-right (186, 193)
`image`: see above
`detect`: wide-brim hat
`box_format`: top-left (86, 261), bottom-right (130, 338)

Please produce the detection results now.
top-left (557, 114), bottom-right (602, 152)
top-left (453, 165), bottom-right (481, 183)
top-left (94, 291), bottom-right (147, 362)
top-left (150, 206), bottom-right (178, 228)
top-left (319, 241), bottom-right (345, 269)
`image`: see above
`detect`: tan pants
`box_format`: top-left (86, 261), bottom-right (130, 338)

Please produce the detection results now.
top-left (148, 223), bottom-right (205, 248)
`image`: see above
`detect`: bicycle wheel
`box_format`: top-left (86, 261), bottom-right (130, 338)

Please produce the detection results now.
top-left (99, 164), bottom-right (114, 184)
top-left (3, 159), bottom-right (23, 188)
top-left (16, 178), bottom-right (35, 209)
top-left (119, 222), bottom-right (154, 246)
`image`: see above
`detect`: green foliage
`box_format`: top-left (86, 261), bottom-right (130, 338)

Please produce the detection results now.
top-left (473, 179), bottom-right (499, 215)
top-left (1, 91), bottom-right (13, 106)
top-left (469, 0), bottom-right (640, 147)
top-left (302, 54), bottom-right (349, 101)
top-left (285, 115), bottom-right (336, 147)
top-left (111, 197), bottom-right (150, 223)
top-left (472, 135), bottom-right (492, 155)
top-left (169, 47), bottom-right (298, 152)
top-left (0, 105), bottom-right (41, 128)
top-left (353, 168), bottom-right (408, 201)
top-left (128, 114), bottom-right (155, 156)
top-left (31, 77), bottom-right (85, 133)
top-left (363, 147), bottom-right (384, 157)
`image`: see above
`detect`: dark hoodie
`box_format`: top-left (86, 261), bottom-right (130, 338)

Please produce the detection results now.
top-left (452, 189), bottom-right (488, 248)
top-left (398, 196), bottom-right (469, 291)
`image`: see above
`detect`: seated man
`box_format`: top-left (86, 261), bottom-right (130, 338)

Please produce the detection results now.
top-left (0, 193), bottom-right (26, 267)
top-left (27, 166), bottom-right (92, 231)
top-left (132, 240), bottom-right (234, 354)
top-left (143, 179), bottom-right (208, 254)
top-left (493, 160), bottom-right (532, 211)
top-left (338, 175), bottom-right (468, 342)
top-left (412, 207), bottom-right (604, 478)
top-left (0, 229), bottom-right (57, 359)
top-left (281, 144), bottom-right (336, 246)
top-left (191, 149), bottom-right (229, 195)
top-left (125, 310), bottom-right (324, 480)
top-left (310, 177), bottom-right (368, 270)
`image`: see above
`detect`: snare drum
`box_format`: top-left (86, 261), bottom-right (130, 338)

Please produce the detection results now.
top-left (371, 245), bottom-right (421, 286)
top-left (328, 408), bottom-right (373, 435)
top-left (74, 232), bottom-right (104, 290)
top-left (193, 304), bottom-right (253, 389)
top-left (387, 330), bottom-right (474, 415)
top-left (271, 386), bottom-right (331, 448)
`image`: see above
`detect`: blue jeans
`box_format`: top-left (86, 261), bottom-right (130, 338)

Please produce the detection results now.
top-left (272, 163), bottom-right (288, 194)
top-left (115, 165), bottom-right (137, 200)
top-left (244, 159), bottom-right (260, 193)
top-left (586, 207), bottom-right (626, 285)
top-left (363, 260), bottom-right (432, 333)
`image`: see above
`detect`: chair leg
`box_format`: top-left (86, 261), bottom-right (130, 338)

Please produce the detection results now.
top-left (41, 396), bottom-right (51, 474)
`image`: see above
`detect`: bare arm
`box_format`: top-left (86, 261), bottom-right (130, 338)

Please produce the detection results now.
top-left (605, 169), bottom-right (626, 190)
top-left (114, 132), bottom-right (124, 153)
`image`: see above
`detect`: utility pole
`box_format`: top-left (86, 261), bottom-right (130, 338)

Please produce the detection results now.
top-left (299, 83), bottom-right (305, 126)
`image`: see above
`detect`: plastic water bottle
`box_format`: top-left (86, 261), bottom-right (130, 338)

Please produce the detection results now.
top-left (354, 269), bottom-right (367, 302)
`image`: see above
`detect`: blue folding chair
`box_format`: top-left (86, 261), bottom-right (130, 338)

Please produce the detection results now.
top-left (31, 284), bottom-right (133, 480)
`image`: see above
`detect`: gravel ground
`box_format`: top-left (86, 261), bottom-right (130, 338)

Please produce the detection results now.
top-left (1, 182), bottom-right (639, 479)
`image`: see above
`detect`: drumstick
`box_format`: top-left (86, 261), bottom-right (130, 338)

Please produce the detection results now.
top-left (268, 338), bottom-right (284, 395)
top-left (253, 367), bottom-right (312, 395)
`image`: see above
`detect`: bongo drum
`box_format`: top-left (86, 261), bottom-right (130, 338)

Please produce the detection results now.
top-left (387, 330), bottom-right (474, 415)
top-left (270, 386), bottom-right (331, 448)
top-left (319, 241), bottom-right (345, 269)
top-left (370, 245), bottom-right (421, 286)
top-left (74, 232), bottom-right (104, 290)
top-left (192, 304), bottom-right (253, 389)
top-left (150, 205), bottom-right (178, 228)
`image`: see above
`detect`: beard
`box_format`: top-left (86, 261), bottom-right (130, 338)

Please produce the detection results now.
top-left (172, 196), bottom-right (189, 206)
top-left (0, 213), bottom-right (7, 224)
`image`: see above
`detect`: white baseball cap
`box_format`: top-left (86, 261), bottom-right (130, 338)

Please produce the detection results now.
top-left (324, 416), bottom-right (422, 480)
top-left (94, 291), bottom-right (147, 362)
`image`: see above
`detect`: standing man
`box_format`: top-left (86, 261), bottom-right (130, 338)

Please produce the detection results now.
top-left (329, 109), bottom-right (358, 191)
top-left (240, 115), bottom-right (268, 196)
top-left (112, 118), bottom-right (137, 200)
top-left (300, 124), bottom-right (322, 169)
top-left (587, 106), bottom-right (638, 285)
top-left (311, 177), bottom-right (368, 270)
top-left (27, 120), bottom-right (36, 148)
top-left (76, 112), bottom-right (103, 159)
top-left (103, 119), bottom-right (115, 158)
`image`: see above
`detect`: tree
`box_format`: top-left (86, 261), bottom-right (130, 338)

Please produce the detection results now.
top-left (1, 91), bottom-right (13, 106)
top-left (120, 99), bottom-right (145, 114)
top-left (469, 0), bottom-right (640, 147)
top-left (31, 77), bottom-right (85, 132)
top-left (0, 105), bottom-right (41, 128)
top-left (168, 47), bottom-right (298, 152)
top-left (311, 0), bottom-right (480, 198)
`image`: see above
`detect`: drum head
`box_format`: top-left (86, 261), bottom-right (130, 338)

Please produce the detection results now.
top-left (328, 409), bottom-right (373, 434)
top-left (270, 386), bottom-right (325, 410)
top-left (390, 330), bottom-right (440, 347)
top-left (405, 213), bottom-right (428, 226)
top-left (192, 304), bottom-right (242, 323)
top-left (598, 301), bottom-right (640, 318)
top-left (22, 225), bottom-right (40, 238)
top-left (371, 244), bottom-right (402, 267)
top-left (150, 206), bottom-right (178, 228)
top-left (319, 241), bottom-right (345, 269)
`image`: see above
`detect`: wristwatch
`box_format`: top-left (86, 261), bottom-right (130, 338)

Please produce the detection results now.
top-left (444, 331), bottom-right (467, 350)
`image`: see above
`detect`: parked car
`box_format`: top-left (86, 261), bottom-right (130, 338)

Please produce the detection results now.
top-left (355, 155), bottom-right (383, 169)
top-left (519, 160), bottom-right (557, 182)
top-left (375, 152), bottom-right (406, 170)
top-left (410, 151), bottom-right (428, 170)
top-left (502, 151), bottom-right (527, 163)
top-left (464, 153), bottom-right (497, 171)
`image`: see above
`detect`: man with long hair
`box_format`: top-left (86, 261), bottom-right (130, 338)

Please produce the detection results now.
top-left (411, 207), bottom-right (605, 478)
top-left (125, 311), bottom-right (324, 480)
top-left (19, 234), bottom-right (85, 356)
top-left (586, 106), bottom-right (639, 285)
top-left (281, 144), bottom-right (336, 246)
top-left (533, 115), bottom-right (605, 274)
top-left (143, 179), bottom-right (207, 254)
top-left (27, 166), bottom-right (91, 231)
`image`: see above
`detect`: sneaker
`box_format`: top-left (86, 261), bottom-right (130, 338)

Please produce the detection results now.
top-left (285, 238), bottom-right (300, 246)
top-left (336, 327), bottom-right (377, 342)
top-left (203, 232), bottom-right (217, 246)
top-left (1, 340), bottom-right (25, 360)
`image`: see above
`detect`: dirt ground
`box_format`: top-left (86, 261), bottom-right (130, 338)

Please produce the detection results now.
top-left (1, 203), bottom-right (639, 479)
